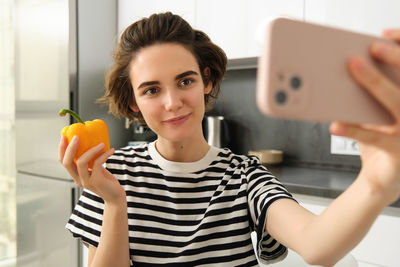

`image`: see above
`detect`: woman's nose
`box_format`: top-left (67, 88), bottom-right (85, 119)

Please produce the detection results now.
top-left (164, 89), bottom-right (183, 111)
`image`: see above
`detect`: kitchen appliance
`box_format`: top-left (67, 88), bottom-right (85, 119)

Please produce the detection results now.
top-left (126, 121), bottom-right (157, 146)
top-left (203, 116), bottom-right (230, 148)
top-left (15, 0), bottom-right (123, 266)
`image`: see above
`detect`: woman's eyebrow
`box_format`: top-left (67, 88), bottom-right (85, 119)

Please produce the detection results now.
top-left (137, 70), bottom-right (199, 90)
top-left (137, 81), bottom-right (159, 90)
top-left (175, 70), bottom-right (199, 80)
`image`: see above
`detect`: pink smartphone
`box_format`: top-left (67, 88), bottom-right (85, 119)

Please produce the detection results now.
top-left (256, 18), bottom-right (400, 125)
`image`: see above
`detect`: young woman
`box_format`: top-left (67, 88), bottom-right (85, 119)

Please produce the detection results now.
top-left (59, 12), bottom-right (400, 267)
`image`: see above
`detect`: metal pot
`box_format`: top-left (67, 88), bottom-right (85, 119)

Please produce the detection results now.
top-left (203, 116), bottom-right (230, 148)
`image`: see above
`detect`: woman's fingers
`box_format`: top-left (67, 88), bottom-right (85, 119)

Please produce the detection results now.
top-left (383, 29), bottom-right (400, 42)
top-left (75, 142), bottom-right (106, 186)
top-left (370, 42), bottom-right (400, 68)
top-left (348, 56), bottom-right (400, 120)
top-left (330, 121), bottom-right (399, 152)
top-left (92, 147), bottom-right (115, 169)
top-left (61, 137), bottom-right (114, 189)
top-left (62, 136), bottom-right (80, 186)
top-left (58, 135), bottom-right (68, 163)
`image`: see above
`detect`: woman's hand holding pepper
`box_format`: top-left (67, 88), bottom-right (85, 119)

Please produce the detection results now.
top-left (331, 29), bottom-right (400, 205)
top-left (59, 135), bottom-right (126, 204)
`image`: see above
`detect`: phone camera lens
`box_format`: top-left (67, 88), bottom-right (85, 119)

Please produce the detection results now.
top-left (275, 90), bottom-right (287, 105)
top-left (290, 76), bottom-right (302, 90)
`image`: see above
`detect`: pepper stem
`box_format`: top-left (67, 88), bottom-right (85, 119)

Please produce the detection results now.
top-left (59, 108), bottom-right (83, 123)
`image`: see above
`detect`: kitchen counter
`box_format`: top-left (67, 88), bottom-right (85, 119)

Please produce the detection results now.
top-left (267, 165), bottom-right (400, 208)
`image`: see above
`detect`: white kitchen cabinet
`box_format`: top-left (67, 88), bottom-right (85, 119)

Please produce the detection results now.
top-left (195, 0), bottom-right (304, 59)
top-left (294, 193), bottom-right (400, 267)
top-left (305, 0), bottom-right (400, 36)
top-left (351, 206), bottom-right (400, 267)
top-left (357, 262), bottom-right (383, 267)
top-left (117, 0), bottom-right (400, 59)
top-left (118, 0), bottom-right (304, 59)
top-left (117, 0), bottom-right (196, 36)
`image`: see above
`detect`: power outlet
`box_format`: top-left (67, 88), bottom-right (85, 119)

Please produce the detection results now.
top-left (330, 135), bottom-right (360, 155)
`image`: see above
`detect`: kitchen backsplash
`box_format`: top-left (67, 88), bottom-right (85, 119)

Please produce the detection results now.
top-left (207, 68), bottom-right (361, 171)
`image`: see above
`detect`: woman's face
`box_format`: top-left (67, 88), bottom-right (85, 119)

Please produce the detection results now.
top-left (129, 43), bottom-right (212, 143)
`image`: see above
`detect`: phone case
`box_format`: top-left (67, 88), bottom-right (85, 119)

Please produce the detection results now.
top-left (256, 18), bottom-right (400, 125)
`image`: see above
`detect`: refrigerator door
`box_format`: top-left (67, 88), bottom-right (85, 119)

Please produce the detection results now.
top-left (14, 0), bottom-right (75, 166)
top-left (14, 0), bottom-right (73, 113)
top-left (17, 172), bottom-right (79, 267)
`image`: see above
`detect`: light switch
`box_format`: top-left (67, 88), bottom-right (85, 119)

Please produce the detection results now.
top-left (330, 135), bottom-right (360, 155)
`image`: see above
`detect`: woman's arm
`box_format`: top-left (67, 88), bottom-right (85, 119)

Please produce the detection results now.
top-left (266, 29), bottom-right (400, 267)
top-left (266, 176), bottom-right (388, 266)
top-left (59, 136), bottom-right (130, 267)
top-left (88, 200), bottom-right (130, 267)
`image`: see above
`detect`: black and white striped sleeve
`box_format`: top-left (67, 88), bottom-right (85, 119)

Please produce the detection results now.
top-left (245, 157), bottom-right (297, 264)
top-left (65, 189), bottom-right (104, 247)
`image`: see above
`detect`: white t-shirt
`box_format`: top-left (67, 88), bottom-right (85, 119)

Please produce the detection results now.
top-left (66, 141), bottom-right (296, 266)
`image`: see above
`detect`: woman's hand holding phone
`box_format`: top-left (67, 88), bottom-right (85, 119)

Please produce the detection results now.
top-left (330, 29), bottom-right (400, 205)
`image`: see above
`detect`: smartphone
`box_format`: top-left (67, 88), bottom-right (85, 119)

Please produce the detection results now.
top-left (256, 18), bottom-right (400, 125)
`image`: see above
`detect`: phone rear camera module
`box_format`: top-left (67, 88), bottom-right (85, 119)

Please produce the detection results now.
top-left (275, 90), bottom-right (287, 105)
top-left (290, 75), bottom-right (302, 90)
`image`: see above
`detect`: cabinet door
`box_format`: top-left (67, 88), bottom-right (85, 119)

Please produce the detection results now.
top-left (196, 0), bottom-right (304, 59)
top-left (118, 0), bottom-right (196, 36)
top-left (294, 193), bottom-right (400, 267)
top-left (305, 0), bottom-right (400, 36)
top-left (17, 173), bottom-right (79, 267)
top-left (351, 207), bottom-right (400, 267)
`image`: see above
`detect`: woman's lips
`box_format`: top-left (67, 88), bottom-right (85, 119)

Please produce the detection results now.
top-left (164, 114), bottom-right (191, 125)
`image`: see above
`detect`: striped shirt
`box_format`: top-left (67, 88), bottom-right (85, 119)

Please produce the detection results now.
top-left (66, 141), bottom-right (296, 266)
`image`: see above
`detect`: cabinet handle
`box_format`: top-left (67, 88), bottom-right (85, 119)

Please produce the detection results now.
top-left (71, 187), bottom-right (76, 213)
top-left (69, 91), bottom-right (75, 125)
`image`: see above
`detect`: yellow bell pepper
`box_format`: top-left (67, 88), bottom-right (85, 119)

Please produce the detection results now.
top-left (59, 109), bottom-right (110, 169)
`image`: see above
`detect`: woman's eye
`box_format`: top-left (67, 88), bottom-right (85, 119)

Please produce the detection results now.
top-left (144, 87), bottom-right (158, 95)
top-left (179, 78), bottom-right (194, 87)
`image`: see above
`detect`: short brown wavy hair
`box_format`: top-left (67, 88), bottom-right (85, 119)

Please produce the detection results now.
top-left (98, 12), bottom-right (227, 125)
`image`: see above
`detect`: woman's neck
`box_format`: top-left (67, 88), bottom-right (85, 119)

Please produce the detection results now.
top-left (155, 135), bottom-right (210, 162)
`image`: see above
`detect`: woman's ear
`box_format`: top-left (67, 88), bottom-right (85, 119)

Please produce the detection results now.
top-left (203, 67), bottom-right (212, 94)
top-left (129, 102), bottom-right (140, 113)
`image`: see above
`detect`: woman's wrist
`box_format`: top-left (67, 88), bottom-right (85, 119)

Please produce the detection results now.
top-left (356, 170), bottom-right (400, 207)
top-left (104, 193), bottom-right (128, 209)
